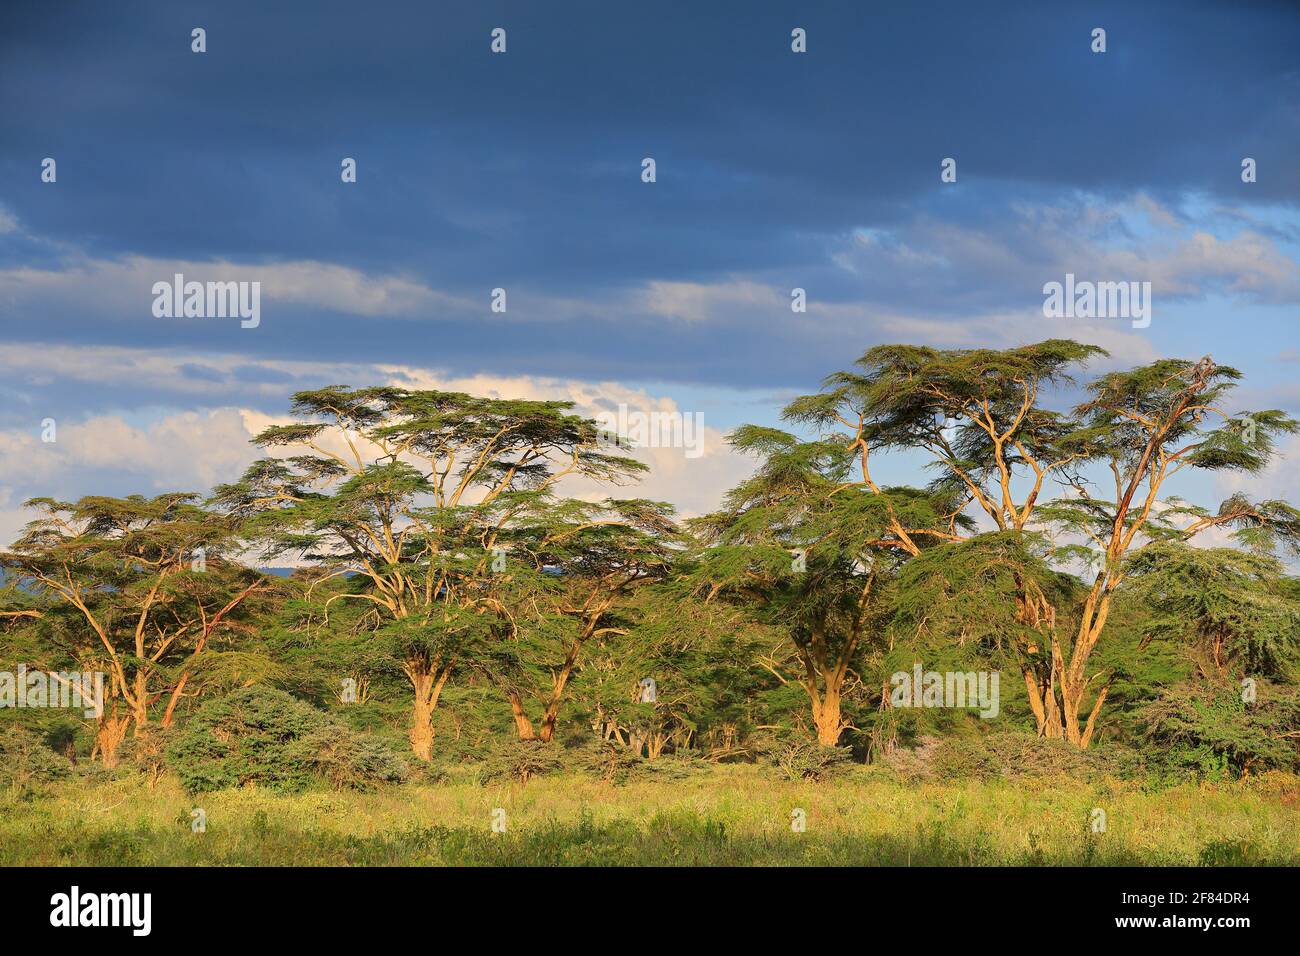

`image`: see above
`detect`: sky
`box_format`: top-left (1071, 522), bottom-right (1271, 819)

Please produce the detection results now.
top-left (0, 0), bottom-right (1298, 543)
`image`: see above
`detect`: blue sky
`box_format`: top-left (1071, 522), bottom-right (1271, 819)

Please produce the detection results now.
top-left (0, 0), bottom-right (1298, 533)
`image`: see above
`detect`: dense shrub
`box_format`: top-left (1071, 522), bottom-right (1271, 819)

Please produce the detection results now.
top-left (0, 724), bottom-right (74, 794)
top-left (118, 724), bottom-right (174, 787)
top-left (301, 722), bottom-right (412, 791)
top-left (432, 732), bottom-right (714, 786)
top-left (749, 734), bottom-right (855, 781)
top-left (1138, 682), bottom-right (1300, 778)
top-left (166, 685), bottom-right (408, 793)
top-left (474, 738), bottom-right (566, 784)
top-left (880, 731), bottom-right (1138, 783)
top-left (564, 737), bottom-right (711, 783)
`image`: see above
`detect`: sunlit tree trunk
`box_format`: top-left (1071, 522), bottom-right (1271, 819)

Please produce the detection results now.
top-left (405, 657), bottom-right (451, 760)
top-left (94, 703), bottom-right (131, 769)
top-left (810, 688), bottom-right (845, 747)
top-left (508, 691), bottom-right (536, 740)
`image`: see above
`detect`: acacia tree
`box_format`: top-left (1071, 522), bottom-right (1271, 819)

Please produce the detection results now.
top-left (212, 386), bottom-right (646, 759)
top-left (786, 341), bottom-right (1107, 533)
top-left (754, 342), bottom-right (1300, 747)
top-left (690, 426), bottom-right (969, 746)
top-left (1125, 543), bottom-right (1300, 777)
top-left (486, 496), bottom-right (681, 743)
top-left (1124, 542), bottom-right (1300, 680)
top-left (578, 587), bottom-right (775, 759)
top-left (1037, 357), bottom-right (1300, 744)
top-left (779, 342), bottom-right (1110, 736)
top-left (581, 622), bottom-right (689, 758)
top-left (0, 494), bottom-right (267, 766)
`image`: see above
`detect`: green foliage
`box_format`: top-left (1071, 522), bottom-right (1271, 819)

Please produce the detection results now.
top-left (881, 731), bottom-right (1139, 784)
top-left (0, 725), bottom-right (74, 794)
top-left (758, 736), bottom-right (855, 781)
top-left (166, 685), bottom-right (408, 793)
top-left (890, 532), bottom-right (1077, 658)
top-left (1138, 683), bottom-right (1300, 777)
top-left (472, 738), bottom-right (567, 784)
top-left (1125, 543), bottom-right (1300, 679)
top-left (0, 493), bottom-right (273, 732)
top-left (301, 721), bottom-right (413, 791)
top-left (4, 344), bottom-right (1300, 803)
top-left (118, 724), bottom-right (175, 784)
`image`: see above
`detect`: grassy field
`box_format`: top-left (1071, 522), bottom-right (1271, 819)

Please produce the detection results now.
top-left (2, 766), bottom-right (1297, 866)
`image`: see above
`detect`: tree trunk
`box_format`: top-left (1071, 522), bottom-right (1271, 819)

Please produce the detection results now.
top-left (646, 732), bottom-right (667, 760)
top-left (406, 658), bottom-right (451, 761)
top-left (508, 691), bottom-right (536, 740)
top-left (799, 621), bottom-right (853, 748)
top-left (130, 671), bottom-right (149, 734)
top-left (535, 640), bottom-right (581, 743)
top-left (1056, 584), bottom-right (1114, 748)
top-left (811, 689), bottom-right (843, 747)
top-left (95, 706), bottom-right (131, 769)
top-left (410, 695), bottom-right (435, 761)
top-left (538, 704), bottom-right (561, 742)
top-left (161, 673), bottom-right (189, 728)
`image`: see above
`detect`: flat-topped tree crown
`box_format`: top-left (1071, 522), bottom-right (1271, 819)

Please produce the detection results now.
top-left (1018, 352), bottom-right (1300, 747)
top-left (785, 339), bottom-right (1102, 432)
top-left (9, 493), bottom-right (237, 568)
top-left (485, 495), bottom-right (684, 744)
top-left (212, 384), bottom-right (651, 760)
top-left (1044, 355), bottom-right (1300, 563)
top-left (511, 497), bottom-right (681, 581)
top-left (781, 339), bottom-right (1106, 532)
top-left (0, 493), bottom-right (268, 765)
top-left (1075, 356), bottom-right (1295, 473)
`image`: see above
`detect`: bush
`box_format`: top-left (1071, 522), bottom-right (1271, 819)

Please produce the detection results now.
top-left (166, 685), bottom-right (408, 793)
top-left (1138, 682), bottom-right (1300, 778)
top-left (299, 722), bottom-right (411, 791)
top-left (0, 724), bottom-right (74, 794)
top-left (118, 724), bottom-right (174, 787)
top-left (432, 732), bottom-right (714, 786)
top-left (880, 731), bottom-right (1137, 783)
top-left (750, 734), bottom-right (855, 781)
top-left (563, 737), bottom-right (710, 784)
top-left (475, 739), bottom-right (566, 784)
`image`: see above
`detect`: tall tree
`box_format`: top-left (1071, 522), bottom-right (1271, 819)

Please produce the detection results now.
top-left (1040, 356), bottom-right (1300, 745)
top-left (0, 494), bottom-right (267, 765)
top-left (212, 386), bottom-right (645, 759)
top-left (1123, 542), bottom-right (1300, 680)
top-left (485, 496), bottom-right (681, 743)
top-left (756, 341), bottom-right (1299, 747)
top-left (691, 427), bottom-right (970, 746)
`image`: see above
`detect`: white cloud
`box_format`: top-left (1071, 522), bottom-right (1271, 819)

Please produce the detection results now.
top-left (0, 358), bottom-right (757, 552)
top-left (0, 408), bottom-right (258, 492)
top-left (639, 278), bottom-right (785, 323)
top-left (0, 255), bottom-right (465, 319)
top-left (833, 193), bottom-right (1300, 306)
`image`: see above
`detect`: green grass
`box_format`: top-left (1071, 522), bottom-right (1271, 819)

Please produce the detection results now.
top-left (2, 765), bottom-right (1297, 866)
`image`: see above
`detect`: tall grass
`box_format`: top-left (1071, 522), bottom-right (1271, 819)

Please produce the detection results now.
top-left (2, 765), bottom-right (1296, 866)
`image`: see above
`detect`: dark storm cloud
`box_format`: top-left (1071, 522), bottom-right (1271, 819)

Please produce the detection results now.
top-left (0, 0), bottom-right (1296, 389)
